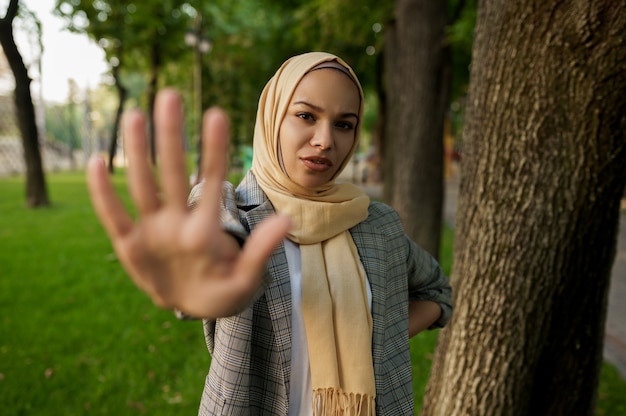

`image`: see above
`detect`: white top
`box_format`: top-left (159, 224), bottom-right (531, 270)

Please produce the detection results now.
top-left (284, 239), bottom-right (372, 416)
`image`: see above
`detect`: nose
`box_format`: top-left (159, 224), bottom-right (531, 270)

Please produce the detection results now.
top-left (310, 123), bottom-right (333, 150)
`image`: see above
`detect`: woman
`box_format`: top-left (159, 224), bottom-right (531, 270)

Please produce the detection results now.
top-left (87, 52), bottom-right (452, 415)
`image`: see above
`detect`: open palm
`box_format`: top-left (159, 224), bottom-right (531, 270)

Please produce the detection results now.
top-left (87, 89), bottom-right (290, 318)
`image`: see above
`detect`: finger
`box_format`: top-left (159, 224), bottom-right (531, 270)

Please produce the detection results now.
top-left (235, 214), bottom-right (292, 284)
top-left (196, 108), bottom-right (231, 223)
top-left (124, 110), bottom-right (160, 213)
top-left (174, 215), bottom-right (290, 319)
top-left (154, 89), bottom-right (189, 209)
top-left (86, 156), bottom-right (133, 239)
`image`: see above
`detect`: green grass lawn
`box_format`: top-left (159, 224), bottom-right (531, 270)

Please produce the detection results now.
top-left (0, 172), bottom-right (208, 415)
top-left (1, 171), bottom-right (625, 415)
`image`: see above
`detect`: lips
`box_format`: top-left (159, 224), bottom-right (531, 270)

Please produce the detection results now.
top-left (300, 155), bottom-right (333, 172)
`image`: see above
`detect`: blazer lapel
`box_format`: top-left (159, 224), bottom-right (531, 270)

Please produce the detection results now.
top-left (244, 199), bottom-right (293, 392)
top-left (350, 218), bottom-right (387, 382)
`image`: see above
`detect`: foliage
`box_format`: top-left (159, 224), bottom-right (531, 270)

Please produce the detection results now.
top-left (288, 0), bottom-right (390, 88)
top-left (44, 101), bottom-right (80, 148)
top-left (11, 1), bottom-right (42, 72)
top-left (447, 0), bottom-right (477, 140)
top-left (43, 82), bottom-right (120, 156)
top-left (43, 80), bottom-right (81, 148)
top-left (447, 0), bottom-right (476, 98)
top-left (54, 0), bottom-right (194, 125)
top-left (46, 0), bottom-right (476, 155)
top-left (54, 0), bottom-right (191, 76)
top-left (188, 0), bottom-right (299, 148)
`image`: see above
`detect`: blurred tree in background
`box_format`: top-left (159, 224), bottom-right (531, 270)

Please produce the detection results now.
top-left (0, 0), bottom-right (49, 207)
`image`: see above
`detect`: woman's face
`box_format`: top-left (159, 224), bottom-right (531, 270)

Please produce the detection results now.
top-left (278, 68), bottom-right (360, 189)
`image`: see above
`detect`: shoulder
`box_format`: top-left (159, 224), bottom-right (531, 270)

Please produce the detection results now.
top-left (363, 201), bottom-right (404, 236)
top-left (186, 180), bottom-right (237, 210)
top-left (350, 201), bottom-right (406, 254)
top-left (367, 200), bottom-right (398, 217)
top-left (235, 170), bottom-right (268, 208)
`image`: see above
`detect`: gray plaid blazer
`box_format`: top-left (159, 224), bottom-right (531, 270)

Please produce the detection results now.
top-left (194, 172), bottom-right (452, 415)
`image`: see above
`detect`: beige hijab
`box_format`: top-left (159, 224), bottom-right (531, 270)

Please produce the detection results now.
top-left (251, 52), bottom-right (376, 415)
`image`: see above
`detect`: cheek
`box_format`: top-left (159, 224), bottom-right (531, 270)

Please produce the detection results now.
top-left (277, 139), bottom-right (287, 173)
top-left (278, 122), bottom-right (301, 162)
top-left (277, 122), bottom-right (292, 174)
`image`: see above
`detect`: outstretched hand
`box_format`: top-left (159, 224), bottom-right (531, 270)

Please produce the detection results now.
top-left (87, 89), bottom-right (290, 318)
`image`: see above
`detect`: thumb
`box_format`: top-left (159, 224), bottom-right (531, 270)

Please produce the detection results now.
top-left (236, 214), bottom-right (292, 278)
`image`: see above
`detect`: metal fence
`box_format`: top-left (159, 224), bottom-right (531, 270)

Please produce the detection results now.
top-left (0, 93), bottom-right (88, 178)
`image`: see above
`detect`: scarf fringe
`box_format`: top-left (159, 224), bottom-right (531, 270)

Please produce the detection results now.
top-left (312, 388), bottom-right (376, 416)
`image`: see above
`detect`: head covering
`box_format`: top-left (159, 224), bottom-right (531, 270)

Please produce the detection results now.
top-left (250, 52), bottom-right (375, 415)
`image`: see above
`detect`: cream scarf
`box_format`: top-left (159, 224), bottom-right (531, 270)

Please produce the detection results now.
top-left (251, 52), bottom-right (376, 415)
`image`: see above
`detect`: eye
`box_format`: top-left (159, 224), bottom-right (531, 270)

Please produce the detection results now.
top-left (297, 112), bottom-right (315, 121)
top-left (335, 120), bottom-right (355, 130)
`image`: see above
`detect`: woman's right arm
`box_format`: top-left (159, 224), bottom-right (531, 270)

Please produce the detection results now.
top-left (87, 89), bottom-right (290, 319)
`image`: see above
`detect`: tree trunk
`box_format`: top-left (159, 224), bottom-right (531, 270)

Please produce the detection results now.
top-left (147, 35), bottom-right (162, 165)
top-left (107, 64), bottom-right (127, 174)
top-left (423, 1), bottom-right (626, 415)
top-left (383, 0), bottom-right (449, 259)
top-left (373, 49), bottom-right (386, 185)
top-left (0, 0), bottom-right (49, 207)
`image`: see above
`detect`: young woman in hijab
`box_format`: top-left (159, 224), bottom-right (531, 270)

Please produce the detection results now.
top-left (87, 52), bottom-right (453, 416)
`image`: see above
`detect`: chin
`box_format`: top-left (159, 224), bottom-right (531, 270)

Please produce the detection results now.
top-left (295, 175), bottom-right (331, 189)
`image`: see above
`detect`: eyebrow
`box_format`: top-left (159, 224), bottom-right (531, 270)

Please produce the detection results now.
top-left (292, 101), bottom-right (359, 120)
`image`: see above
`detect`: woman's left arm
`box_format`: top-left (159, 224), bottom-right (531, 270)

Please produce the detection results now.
top-left (408, 300), bottom-right (443, 338)
top-left (404, 235), bottom-right (453, 331)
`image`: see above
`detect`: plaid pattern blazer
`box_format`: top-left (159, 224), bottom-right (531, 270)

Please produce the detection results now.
top-left (194, 172), bottom-right (453, 415)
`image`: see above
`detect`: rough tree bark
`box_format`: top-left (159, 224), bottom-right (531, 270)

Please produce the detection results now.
top-left (0, 0), bottom-right (49, 207)
top-left (422, 1), bottom-right (626, 415)
top-left (383, 0), bottom-right (450, 259)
